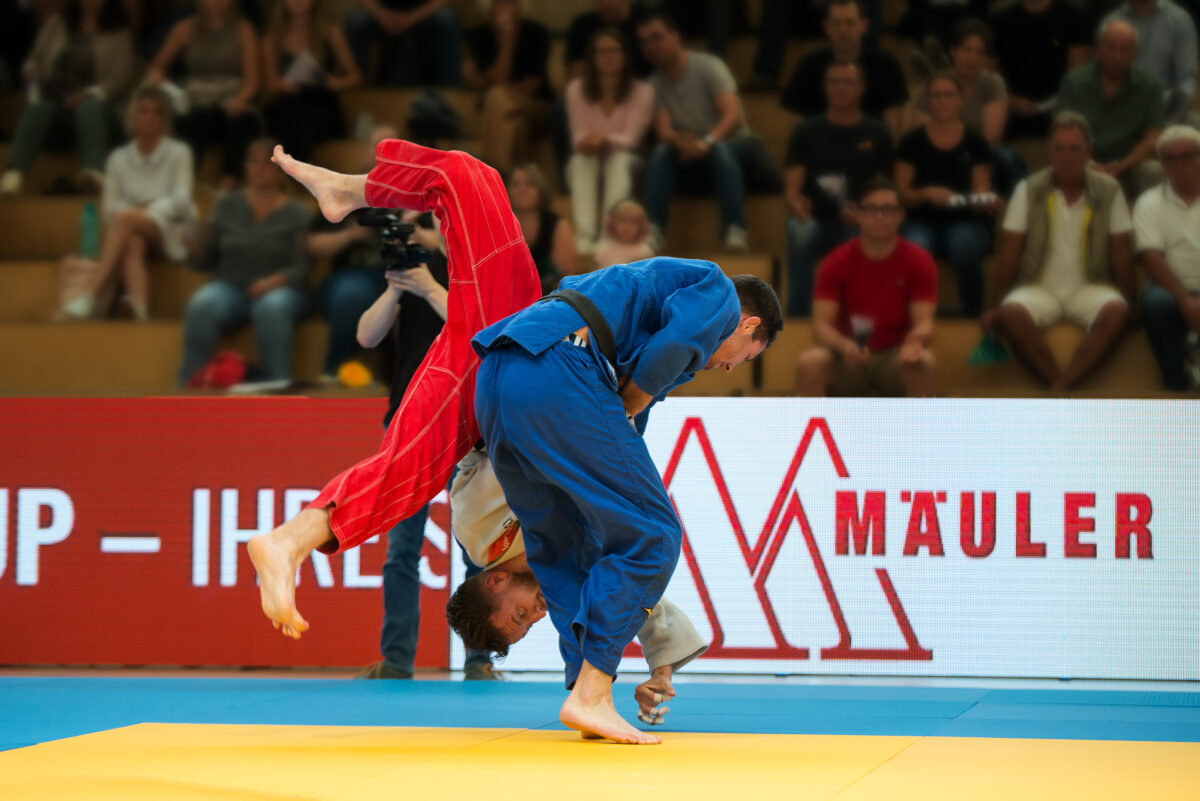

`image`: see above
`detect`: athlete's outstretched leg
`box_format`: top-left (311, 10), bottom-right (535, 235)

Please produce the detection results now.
top-left (251, 142), bottom-right (540, 639)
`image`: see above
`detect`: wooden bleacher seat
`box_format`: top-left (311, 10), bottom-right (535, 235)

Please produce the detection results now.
top-left (0, 320), bottom-right (332, 393)
top-left (757, 318), bottom-right (1187, 398)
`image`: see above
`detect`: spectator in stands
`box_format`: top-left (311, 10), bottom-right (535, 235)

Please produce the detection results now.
top-left (148, 0), bottom-right (261, 190)
top-left (463, 0), bottom-right (552, 174)
top-left (509, 163), bottom-right (576, 295)
top-left (661, 0), bottom-right (745, 59)
top-left (638, 11), bottom-right (756, 252)
top-left (343, 0), bottom-right (460, 86)
top-left (306, 125), bottom-right (393, 382)
top-left (261, 0), bottom-right (360, 164)
top-left (794, 177), bottom-right (938, 397)
top-left (1102, 0), bottom-right (1199, 125)
top-left (595, 198), bottom-right (656, 268)
top-left (1134, 125), bottom-right (1200, 389)
top-left (909, 18), bottom-right (1027, 195)
top-left (784, 60), bottom-right (893, 317)
top-left (990, 0), bottom-right (1092, 141)
top-left (751, 0), bottom-right (882, 88)
top-left (900, 0), bottom-right (989, 44)
top-left (0, 0), bottom-right (135, 195)
top-left (565, 0), bottom-right (651, 80)
top-left (896, 72), bottom-right (997, 317)
top-left (566, 27), bottom-right (655, 257)
top-left (59, 86), bottom-right (197, 321)
top-left (981, 112), bottom-right (1134, 392)
top-left (178, 138), bottom-right (312, 386)
top-left (779, 0), bottom-right (907, 141)
top-left (1058, 19), bottom-right (1164, 200)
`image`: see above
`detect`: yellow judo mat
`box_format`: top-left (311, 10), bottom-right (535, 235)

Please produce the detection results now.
top-left (2, 723), bottom-right (1198, 801)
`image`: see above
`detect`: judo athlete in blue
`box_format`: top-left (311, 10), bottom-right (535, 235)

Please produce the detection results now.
top-left (471, 258), bottom-right (782, 744)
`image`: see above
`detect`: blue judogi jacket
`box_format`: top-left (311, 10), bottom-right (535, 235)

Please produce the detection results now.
top-left (472, 257), bottom-right (741, 406)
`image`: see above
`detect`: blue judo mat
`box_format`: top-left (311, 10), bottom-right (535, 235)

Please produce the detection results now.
top-left (2, 677), bottom-right (1199, 752)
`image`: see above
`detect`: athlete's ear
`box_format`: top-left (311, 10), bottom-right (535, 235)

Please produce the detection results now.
top-left (744, 315), bottom-right (762, 333)
top-left (482, 570), bottom-right (509, 594)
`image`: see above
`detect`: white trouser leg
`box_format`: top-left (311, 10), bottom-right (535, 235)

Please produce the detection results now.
top-left (566, 153), bottom-right (601, 245)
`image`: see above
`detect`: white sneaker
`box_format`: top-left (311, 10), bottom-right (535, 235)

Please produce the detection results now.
top-left (646, 224), bottom-right (665, 253)
top-left (723, 224), bottom-right (749, 252)
top-left (61, 293), bottom-right (95, 319)
top-left (0, 170), bottom-right (22, 195)
top-left (118, 295), bottom-right (148, 321)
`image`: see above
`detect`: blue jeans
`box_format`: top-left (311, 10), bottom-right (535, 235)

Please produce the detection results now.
top-left (901, 218), bottom-right (992, 316)
top-left (380, 491), bottom-right (489, 673)
top-left (787, 216), bottom-right (853, 316)
top-left (644, 138), bottom-right (752, 234)
top-left (178, 280), bottom-right (309, 385)
top-left (344, 7), bottom-right (461, 86)
top-left (318, 267), bottom-right (386, 376)
top-left (1140, 284), bottom-right (1192, 390)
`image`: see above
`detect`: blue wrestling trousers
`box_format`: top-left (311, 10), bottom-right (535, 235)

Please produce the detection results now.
top-left (475, 337), bottom-right (683, 688)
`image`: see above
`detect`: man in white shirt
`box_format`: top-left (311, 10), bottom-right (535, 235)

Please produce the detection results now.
top-left (445, 447), bottom-right (709, 729)
top-left (982, 112), bottom-right (1135, 392)
top-left (1133, 124), bottom-right (1200, 389)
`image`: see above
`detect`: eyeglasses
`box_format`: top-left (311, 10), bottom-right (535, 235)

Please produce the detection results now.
top-left (859, 204), bottom-right (902, 216)
top-left (927, 91), bottom-right (960, 100)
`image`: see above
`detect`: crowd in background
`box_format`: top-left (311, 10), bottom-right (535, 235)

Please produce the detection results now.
top-left (0, 0), bottom-right (1197, 396)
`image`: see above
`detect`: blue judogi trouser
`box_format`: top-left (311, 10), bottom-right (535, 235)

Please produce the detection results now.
top-left (475, 337), bottom-right (683, 689)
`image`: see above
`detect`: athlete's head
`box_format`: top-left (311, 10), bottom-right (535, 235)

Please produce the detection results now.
top-left (704, 275), bottom-right (782, 371)
top-left (446, 566), bottom-right (547, 656)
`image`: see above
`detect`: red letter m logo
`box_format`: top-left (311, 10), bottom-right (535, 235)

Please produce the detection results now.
top-left (629, 417), bottom-right (930, 663)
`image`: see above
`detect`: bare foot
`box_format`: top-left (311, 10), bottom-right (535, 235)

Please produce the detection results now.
top-left (271, 145), bottom-right (365, 223)
top-left (248, 527), bottom-right (312, 640)
top-left (561, 693), bottom-right (661, 745)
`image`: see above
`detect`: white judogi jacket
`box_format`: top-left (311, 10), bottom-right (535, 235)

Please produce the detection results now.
top-left (450, 448), bottom-right (708, 672)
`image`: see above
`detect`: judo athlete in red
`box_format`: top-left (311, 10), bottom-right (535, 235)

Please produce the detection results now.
top-left (248, 140), bottom-right (542, 642)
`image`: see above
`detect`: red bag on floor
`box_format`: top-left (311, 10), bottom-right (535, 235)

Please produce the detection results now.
top-left (186, 350), bottom-right (248, 389)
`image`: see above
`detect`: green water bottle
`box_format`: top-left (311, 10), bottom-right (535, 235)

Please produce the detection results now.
top-left (80, 200), bottom-right (100, 258)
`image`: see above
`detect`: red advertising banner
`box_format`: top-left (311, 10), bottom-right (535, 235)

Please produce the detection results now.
top-left (0, 398), bottom-right (452, 668)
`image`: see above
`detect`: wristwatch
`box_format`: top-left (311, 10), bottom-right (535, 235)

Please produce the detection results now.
top-left (703, 134), bottom-right (716, 146)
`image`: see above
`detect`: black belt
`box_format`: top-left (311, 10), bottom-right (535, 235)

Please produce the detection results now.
top-left (538, 289), bottom-right (618, 368)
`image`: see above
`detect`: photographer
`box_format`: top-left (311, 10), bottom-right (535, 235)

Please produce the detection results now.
top-left (353, 210), bottom-right (499, 681)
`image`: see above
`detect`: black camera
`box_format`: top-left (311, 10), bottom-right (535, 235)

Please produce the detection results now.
top-left (358, 209), bottom-right (431, 270)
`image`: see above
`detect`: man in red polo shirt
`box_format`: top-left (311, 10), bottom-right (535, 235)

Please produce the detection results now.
top-left (795, 176), bottom-right (938, 396)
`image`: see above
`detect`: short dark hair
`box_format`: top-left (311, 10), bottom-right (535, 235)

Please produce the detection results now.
top-left (636, 10), bottom-right (680, 32)
top-left (731, 275), bottom-right (783, 345)
top-left (857, 175), bottom-right (900, 205)
top-left (949, 17), bottom-right (994, 54)
top-left (445, 574), bottom-right (510, 658)
top-left (825, 0), bottom-right (867, 21)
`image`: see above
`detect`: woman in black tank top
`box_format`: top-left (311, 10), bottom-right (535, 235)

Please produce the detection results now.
top-left (506, 163), bottom-right (577, 295)
top-left (261, 0), bottom-right (361, 161)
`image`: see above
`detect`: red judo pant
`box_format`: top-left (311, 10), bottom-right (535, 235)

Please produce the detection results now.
top-left (311, 141), bottom-right (541, 553)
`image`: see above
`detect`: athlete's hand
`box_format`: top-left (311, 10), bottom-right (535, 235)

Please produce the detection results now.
top-left (635, 665), bottom-right (676, 725)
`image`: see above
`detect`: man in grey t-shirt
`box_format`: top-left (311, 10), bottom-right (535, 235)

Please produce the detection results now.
top-left (637, 11), bottom-right (756, 252)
